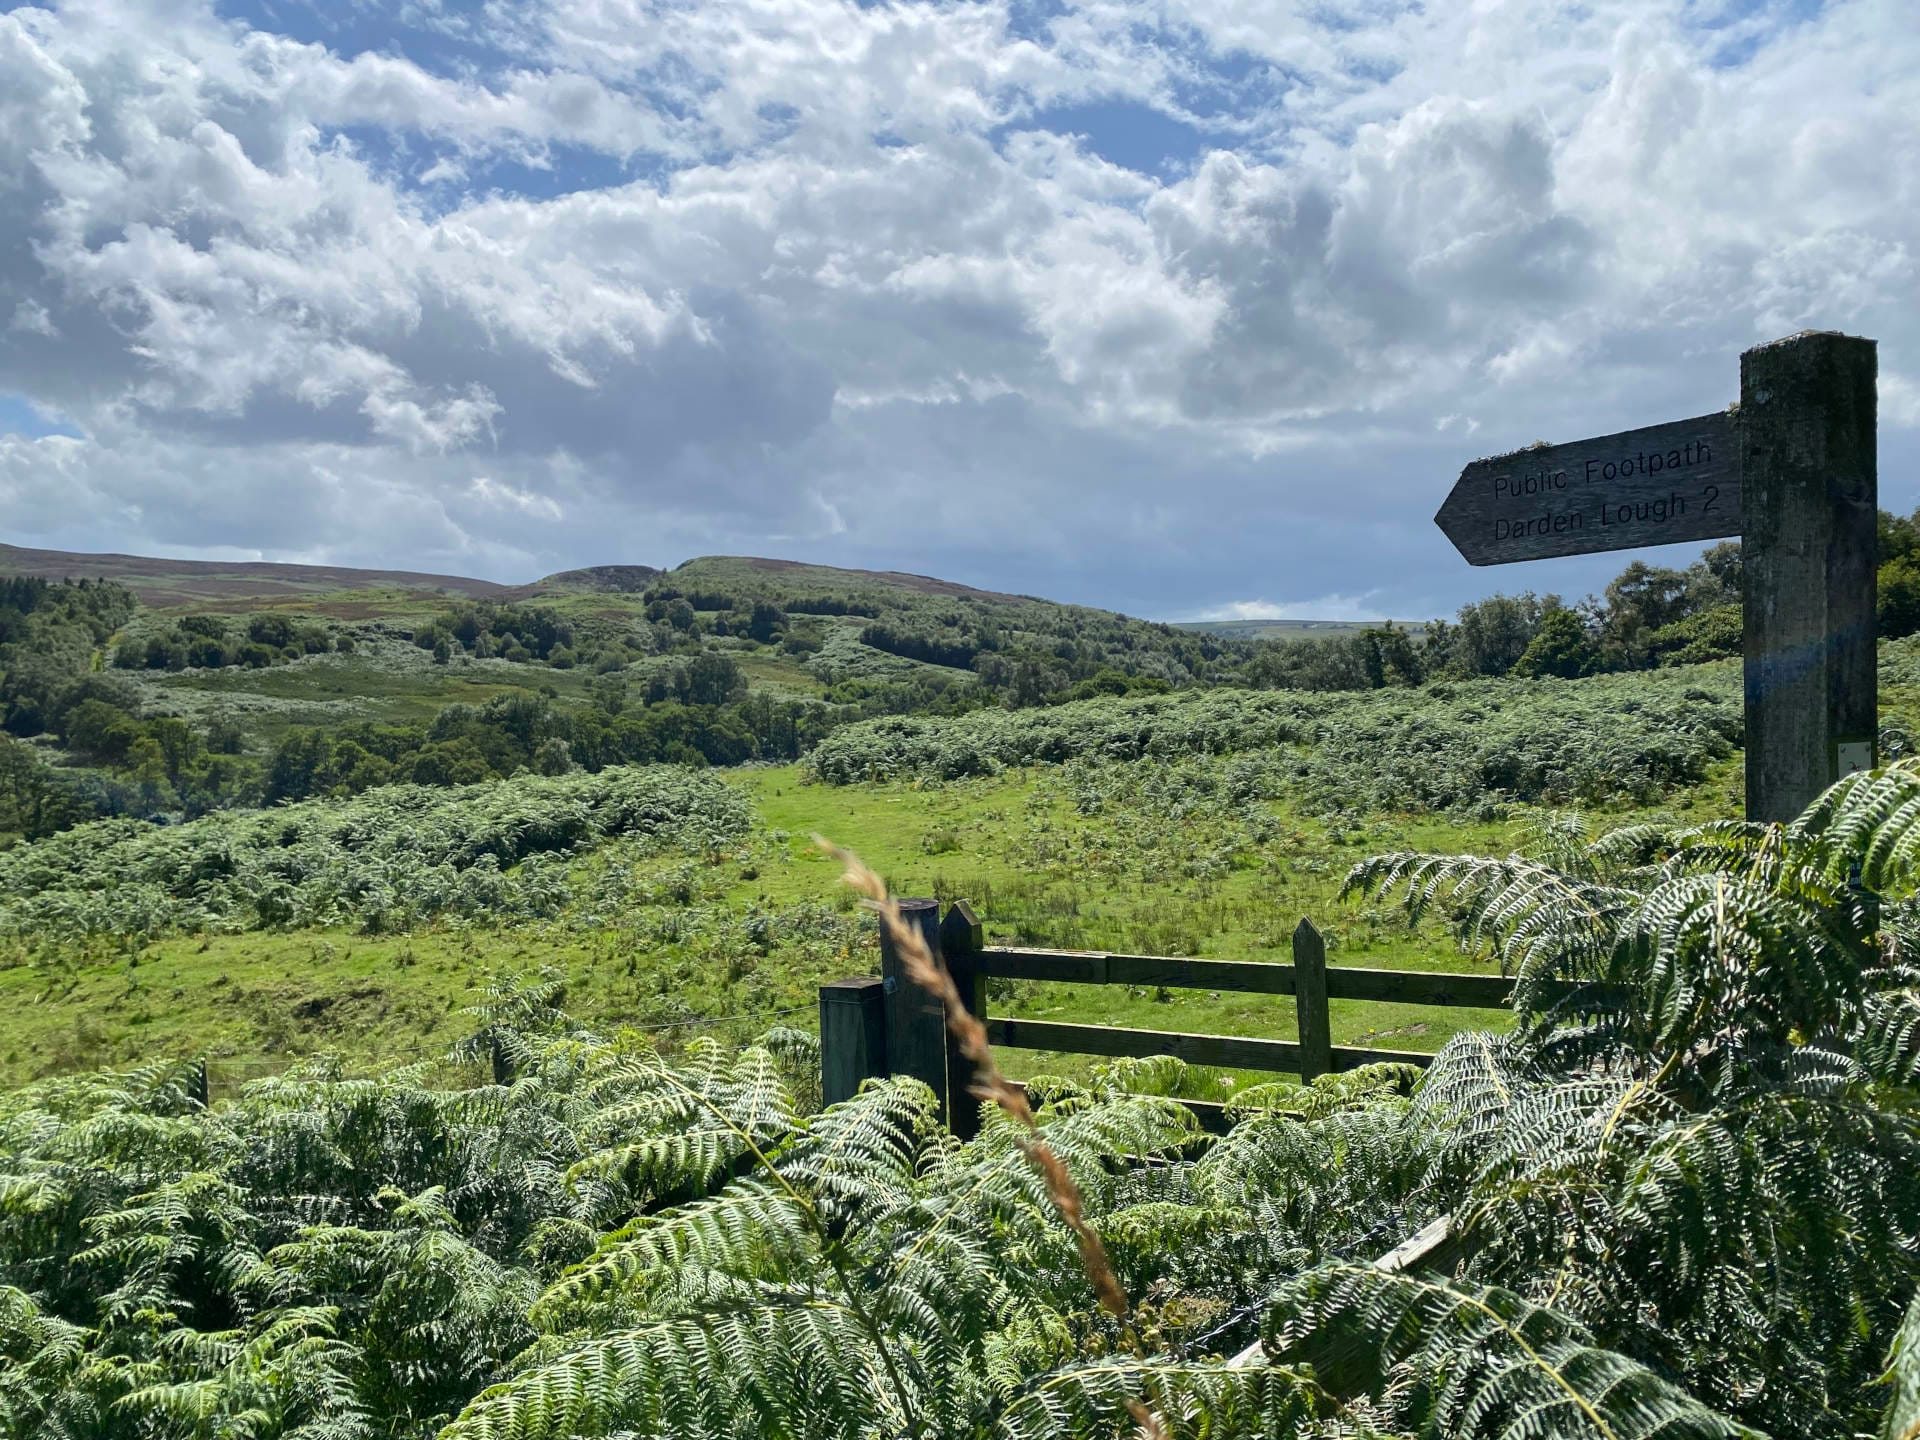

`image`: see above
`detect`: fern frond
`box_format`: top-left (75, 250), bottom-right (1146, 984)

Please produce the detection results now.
top-left (1859, 975), bottom-right (1920, 1085)
top-left (531, 1182), bottom-right (817, 1326)
top-left (1265, 1262), bottom-right (1761, 1439)
top-left (442, 1304), bottom-right (905, 1440)
top-left (996, 1357), bottom-right (1341, 1440)
top-left (1342, 851), bottom-right (1632, 1004)
top-left (1884, 1286), bottom-right (1920, 1440)
top-left (1615, 872), bottom-right (1869, 1056)
top-left (1791, 760), bottom-right (1920, 894)
top-left (1225, 1063), bottom-right (1421, 1122)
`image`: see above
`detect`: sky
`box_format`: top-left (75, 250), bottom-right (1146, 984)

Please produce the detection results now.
top-left (0, 0), bottom-right (1915, 623)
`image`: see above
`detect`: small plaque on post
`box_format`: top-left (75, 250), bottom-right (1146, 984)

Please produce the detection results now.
top-left (1837, 741), bottom-right (1875, 778)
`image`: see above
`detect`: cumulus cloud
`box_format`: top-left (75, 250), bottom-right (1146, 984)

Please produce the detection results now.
top-left (0, 0), bottom-right (1913, 619)
top-left (1189, 592), bottom-right (1391, 623)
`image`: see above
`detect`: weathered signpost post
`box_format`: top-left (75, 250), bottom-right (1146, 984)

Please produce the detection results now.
top-left (1435, 330), bottom-right (1878, 822)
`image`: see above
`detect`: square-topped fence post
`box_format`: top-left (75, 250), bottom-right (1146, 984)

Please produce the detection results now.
top-left (941, 900), bottom-right (987, 1139)
top-left (881, 898), bottom-right (951, 1122)
top-left (819, 976), bottom-right (888, 1108)
top-left (1740, 330), bottom-right (1879, 821)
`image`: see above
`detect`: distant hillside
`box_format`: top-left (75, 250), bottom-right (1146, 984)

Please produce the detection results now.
top-left (536, 564), bottom-right (664, 594)
top-left (0, 542), bottom-right (526, 609)
top-left (0, 543), bottom-right (1027, 612)
top-left (0, 541), bottom-right (1282, 835)
top-left (665, 555), bottom-right (1036, 605)
top-left (1178, 618), bottom-right (1429, 643)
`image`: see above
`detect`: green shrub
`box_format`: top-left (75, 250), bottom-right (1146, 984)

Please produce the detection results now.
top-left (808, 663), bottom-right (1742, 814)
top-left (0, 765), bottom-right (752, 944)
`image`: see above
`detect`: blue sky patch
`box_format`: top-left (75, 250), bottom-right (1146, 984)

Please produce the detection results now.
top-left (0, 394), bottom-right (81, 441)
top-left (1692, 0), bottom-right (1827, 69)
top-left (461, 144), bottom-right (662, 202)
top-left (1004, 0), bottom-right (1071, 45)
top-left (213, 0), bottom-right (513, 71)
top-left (1019, 99), bottom-right (1206, 175)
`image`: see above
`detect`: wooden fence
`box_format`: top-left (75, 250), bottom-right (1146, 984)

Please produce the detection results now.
top-left (818, 898), bottom-right (1521, 1138)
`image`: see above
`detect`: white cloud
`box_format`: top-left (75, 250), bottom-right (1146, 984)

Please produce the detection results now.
top-left (1188, 592), bottom-right (1390, 623)
top-left (7, 300), bottom-right (56, 337)
top-left (468, 474), bottom-right (563, 520)
top-left (0, 0), bottom-right (1912, 619)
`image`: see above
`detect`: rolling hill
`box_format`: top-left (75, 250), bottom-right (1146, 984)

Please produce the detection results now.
top-left (0, 541), bottom-right (530, 609)
top-left (0, 543), bottom-right (1040, 614)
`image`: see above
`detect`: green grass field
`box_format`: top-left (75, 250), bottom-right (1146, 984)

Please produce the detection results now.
top-left (0, 748), bottom-right (1745, 1094)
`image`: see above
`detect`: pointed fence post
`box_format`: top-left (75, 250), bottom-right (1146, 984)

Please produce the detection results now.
top-left (941, 901), bottom-right (986, 1140)
top-left (819, 977), bottom-right (887, 1107)
top-left (1293, 919), bottom-right (1333, 1082)
top-left (881, 898), bottom-right (950, 1122)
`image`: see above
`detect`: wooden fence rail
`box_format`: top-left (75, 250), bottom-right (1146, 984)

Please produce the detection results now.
top-left (819, 899), bottom-right (1540, 1139)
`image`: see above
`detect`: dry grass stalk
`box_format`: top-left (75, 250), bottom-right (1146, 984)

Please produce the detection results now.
top-left (819, 838), bottom-right (1170, 1440)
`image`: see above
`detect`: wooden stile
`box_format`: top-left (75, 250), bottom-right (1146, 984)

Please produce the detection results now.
top-left (821, 900), bottom-right (1554, 1126)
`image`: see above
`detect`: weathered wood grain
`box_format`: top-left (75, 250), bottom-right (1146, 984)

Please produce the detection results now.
top-left (880, 899), bottom-right (949, 1117)
top-left (819, 976), bottom-right (887, 1107)
top-left (1324, 968), bottom-right (1514, 1008)
top-left (1292, 919), bottom-right (1332, 1081)
top-left (976, 946), bottom-right (1520, 1008)
top-left (1436, 410), bottom-right (1741, 564)
top-left (986, 1017), bottom-right (1303, 1072)
top-left (1741, 330), bottom-right (1879, 821)
top-left (940, 901), bottom-right (986, 1140)
top-left (976, 948), bottom-right (1296, 993)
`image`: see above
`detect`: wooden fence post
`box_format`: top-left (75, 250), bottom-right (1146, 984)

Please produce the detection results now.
top-left (881, 898), bottom-right (950, 1121)
top-left (490, 1037), bottom-right (513, 1086)
top-left (819, 977), bottom-right (887, 1107)
top-left (941, 900), bottom-right (986, 1140)
top-left (189, 1058), bottom-right (210, 1110)
top-left (1741, 330), bottom-right (1879, 821)
top-left (1292, 919), bottom-right (1333, 1082)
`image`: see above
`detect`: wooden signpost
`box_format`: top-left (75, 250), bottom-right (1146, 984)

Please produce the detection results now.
top-left (1436, 330), bottom-right (1878, 822)
top-left (1434, 411), bottom-right (1743, 565)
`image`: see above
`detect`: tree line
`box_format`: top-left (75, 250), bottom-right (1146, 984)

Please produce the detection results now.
top-left (1254, 502), bottom-right (1920, 693)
